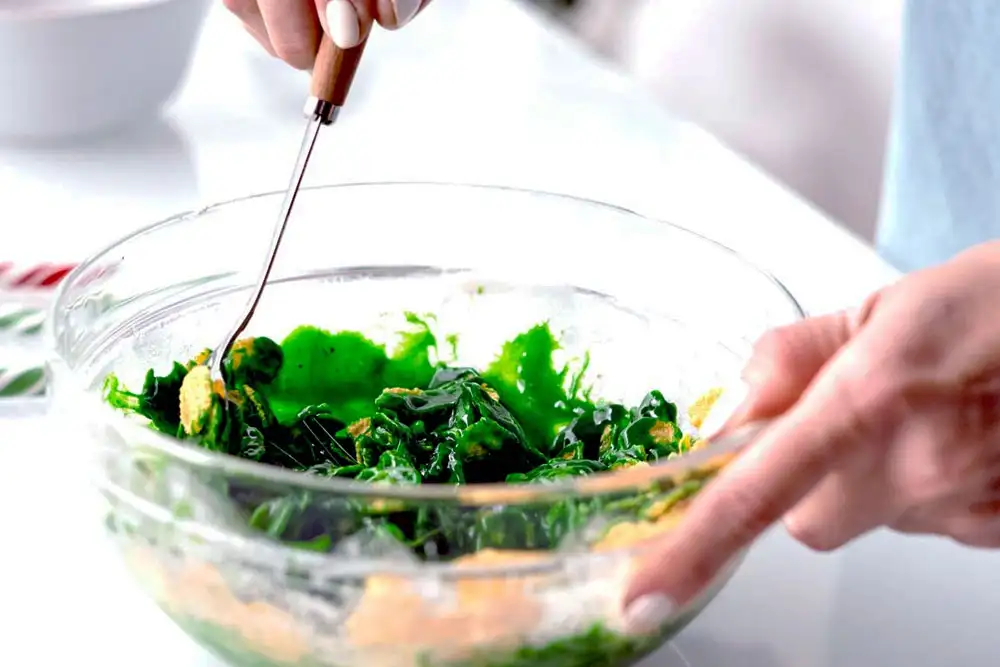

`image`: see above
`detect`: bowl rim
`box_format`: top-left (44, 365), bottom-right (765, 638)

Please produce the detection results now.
top-left (48, 180), bottom-right (806, 505)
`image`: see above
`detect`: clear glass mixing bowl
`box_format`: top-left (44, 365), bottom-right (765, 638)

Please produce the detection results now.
top-left (47, 183), bottom-right (804, 667)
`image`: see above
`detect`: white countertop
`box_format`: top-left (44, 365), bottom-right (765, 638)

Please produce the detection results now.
top-left (1, 1), bottom-right (994, 666)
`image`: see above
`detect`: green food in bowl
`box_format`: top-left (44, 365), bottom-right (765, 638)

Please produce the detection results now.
top-left (103, 316), bottom-right (722, 559)
top-left (49, 183), bottom-right (805, 667)
top-left (100, 314), bottom-right (731, 667)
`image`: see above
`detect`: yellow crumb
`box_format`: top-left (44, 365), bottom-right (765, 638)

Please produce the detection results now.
top-left (188, 349), bottom-right (212, 368)
top-left (648, 420), bottom-right (676, 445)
top-left (609, 460), bottom-right (648, 471)
top-left (227, 338), bottom-right (256, 370)
top-left (385, 387), bottom-right (421, 396)
top-left (178, 365), bottom-right (223, 435)
top-left (688, 387), bottom-right (724, 429)
top-left (599, 424), bottom-right (614, 452)
top-left (347, 417), bottom-right (372, 438)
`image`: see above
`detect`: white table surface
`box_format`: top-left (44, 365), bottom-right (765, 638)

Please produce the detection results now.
top-left (1, 1), bottom-right (995, 666)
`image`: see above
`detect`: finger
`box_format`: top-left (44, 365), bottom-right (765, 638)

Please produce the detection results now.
top-left (371, 0), bottom-right (432, 29)
top-left (244, 23), bottom-right (278, 58)
top-left (223, 0), bottom-right (272, 50)
top-left (783, 469), bottom-right (895, 551)
top-left (258, 0), bottom-right (321, 69)
top-left (320, 0), bottom-right (375, 49)
top-left (890, 511), bottom-right (942, 536)
top-left (969, 477), bottom-right (1000, 516)
top-left (623, 353), bottom-right (872, 631)
top-left (720, 311), bottom-right (856, 431)
top-left (947, 514), bottom-right (1000, 549)
top-left (890, 477), bottom-right (1000, 535)
top-left (952, 530), bottom-right (1000, 549)
top-left (969, 499), bottom-right (1000, 516)
top-left (889, 498), bottom-right (959, 536)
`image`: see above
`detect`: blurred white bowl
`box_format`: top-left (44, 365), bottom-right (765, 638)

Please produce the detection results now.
top-left (0, 0), bottom-right (210, 142)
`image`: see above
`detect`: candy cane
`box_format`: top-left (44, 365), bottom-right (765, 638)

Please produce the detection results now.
top-left (0, 304), bottom-right (45, 337)
top-left (0, 262), bottom-right (79, 290)
top-left (0, 365), bottom-right (46, 398)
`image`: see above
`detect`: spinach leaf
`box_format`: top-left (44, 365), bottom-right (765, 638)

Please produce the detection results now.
top-left (103, 317), bottom-right (713, 560)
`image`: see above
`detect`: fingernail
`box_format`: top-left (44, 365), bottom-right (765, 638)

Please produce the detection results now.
top-left (326, 0), bottom-right (361, 48)
top-left (623, 593), bottom-right (676, 636)
top-left (392, 0), bottom-right (421, 26)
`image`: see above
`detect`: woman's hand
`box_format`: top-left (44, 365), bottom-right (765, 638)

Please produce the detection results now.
top-left (223, 0), bottom-right (433, 68)
top-left (623, 240), bottom-right (1000, 633)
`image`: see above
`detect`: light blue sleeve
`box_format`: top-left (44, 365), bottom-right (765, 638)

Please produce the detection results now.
top-left (877, 0), bottom-right (1000, 273)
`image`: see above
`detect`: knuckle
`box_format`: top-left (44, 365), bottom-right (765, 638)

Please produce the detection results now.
top-left (955, 373), bottom-right (1000, 443)
top-left (946, 517), bottom-right (1000, 549)
top-left (270, 39), bottom-right (314, 69)
top-left (709, 481), bottom-right (780, 543)
top-left (372, 4), bottom-right (400, 29)
top-left (897, 462), bottom-right (956, 506)
top-left (751, 328), bottom-right (796, 368)
top-left (968, 497), bottom-right (1000, 517)
top-left (851, 290), bottom-right (883, 329)
top-left (684, 550), bottom-right (727, 591)
top-left (888, 511), bottom-right (929, 535)
top-left (222, 0), bottom-right (256, 18)
top-left (837, 371), bottom-right (906, 443)
top-left (959, 532), bottom-right (1000, 549)
top-left (918, 287), bottom-right (965, 322)
top-left (889, 382), bottom-right (1000, 503)
top-left (783, 514), bottom-right (839, 552)
top-left (893, 291), bottom-right (965, 369)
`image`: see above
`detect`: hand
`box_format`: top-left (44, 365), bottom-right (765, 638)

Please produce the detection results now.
top-left (622, 240), bottom-right (1000, 633)
top-left (224, 0), bottom-right (433, 69)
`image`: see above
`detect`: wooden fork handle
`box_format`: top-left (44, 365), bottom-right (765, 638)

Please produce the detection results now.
top-left (309, 35), bottom-right (368, 119)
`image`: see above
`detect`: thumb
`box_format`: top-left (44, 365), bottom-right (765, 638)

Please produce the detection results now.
top-left (720, 311), bottom-right (856, 431)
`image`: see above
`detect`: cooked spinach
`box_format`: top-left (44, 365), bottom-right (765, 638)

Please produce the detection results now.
top-left (103, 316), bottom-right (706, 557)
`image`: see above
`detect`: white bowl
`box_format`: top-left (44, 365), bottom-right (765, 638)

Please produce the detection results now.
top-left (0, 0), bottom-right (210, 142)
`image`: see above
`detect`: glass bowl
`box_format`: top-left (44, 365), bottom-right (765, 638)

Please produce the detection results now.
top-left (47, 183), bottom-right (804, 667)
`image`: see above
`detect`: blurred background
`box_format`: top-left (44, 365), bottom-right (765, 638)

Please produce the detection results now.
top-left (0, 0), bottom-right (905, 393)
top-left (0, 0), bottom-right (904, 245)
top-left (526, 0), bottom-right (903, 242)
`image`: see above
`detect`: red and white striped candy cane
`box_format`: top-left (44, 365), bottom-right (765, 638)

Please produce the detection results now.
top-left (0, 262), bottom-right (78, 290)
